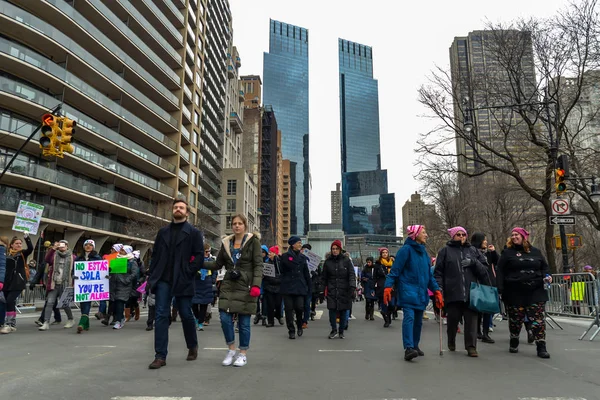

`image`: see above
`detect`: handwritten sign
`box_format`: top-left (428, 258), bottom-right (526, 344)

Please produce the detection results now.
top-left (12, 200), bottom-right (44, 235)
top-left (263, 263), bottom-right (276, 278)
top-left (303, 249), bottom-right (322, 272)
top-left (58, 287), bottom-right (74, 308)
top-left (216, 268), bottom-right (226, 282)
top-left (73, 260), bottom-right (110, 302)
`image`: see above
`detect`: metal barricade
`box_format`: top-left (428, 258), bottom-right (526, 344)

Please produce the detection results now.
top-left (547, 273), bottom-right (600, 341)
top-left (15, 285), bottom-right (47, 313)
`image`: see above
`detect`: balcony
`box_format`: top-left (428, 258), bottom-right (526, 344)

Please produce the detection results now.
top-left (229, 112), bottom-right (243, 134)
top-left (179, 146), bottom-right (190, 165)
top-left (198, 187), bottom-right (221, 211)
top-left (199, 155), bottom-right (221, 182)
top-left (182, 106), bottom-right (192, 124)
top-left (159, 0), bottom-right (185, 27)
top-left (180, 125), bottom-right (191, 144)
top-left (138, 0), bottom-right (183, 46)
top-left (186, 43), bottom-right (195, 65)
top-left (235, 56), bottom-right (241, 68)
top-left (238, 90), bottom-right (245, 102)
top-left (184, 63), bottom-right (193, 85)
top-left (227, 65), bottom-right (234, 79)
top-left (178, 168), bottom-right (189, 184)
top-left (198, 171), bottom-right (220, 194)
top-left (196, 203), bottom-right (220, 224)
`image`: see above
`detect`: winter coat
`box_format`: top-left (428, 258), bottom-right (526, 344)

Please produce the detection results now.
top-left (373, 261), bottom-right (389, 298)
top-left (496, 244), bottom-right (549, 306)
top-left (361, 265), bottom-right (377, 300)
top-left (193, 257), bottom-right (216, 304)
top-left (3, 236), bottom-right (33, 292)
top-left (207, 233), bottom-right (263, 314)
top-left (75, 251), bottom-right (102, 263)
top-left (321, 253), bottom-right (356, 311)
top-left (45, 248), bottom-right (76, 292)
top-left (110, 256), bottom-right (139, 302)
top-left (478, 249), bottom-right (499, 287)
top-left (384, 238), bottom-right (440, 310)
top-left (262, 256), bottom-right (282, 294)
top-left (147, 221), bottom-right (204, 297)
top-left (0, 244), bottom-right (6, 284)
top-left (311, 266), bottom-right (324, 295)
top-left (434, 240), bottom-right (490, 304)
top-left (279, 249), bottom-right (311, 296)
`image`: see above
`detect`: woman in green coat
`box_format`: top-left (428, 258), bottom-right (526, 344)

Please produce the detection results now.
top-left (210, 214), bottom-right (263, 367)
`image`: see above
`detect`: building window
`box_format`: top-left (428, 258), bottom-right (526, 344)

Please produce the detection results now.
top-left (227, 179), bottom-right (237, 195)
top-left (194, 111), bottom-right (200, 125)
top-left (191, 170), bottom-right (197, 186)
top-left (195, 91), bottom-right (201, 107)
top-left (226, 199), bottom-right (236, 212)
top-left (225, 215), bottom-right (233, 228)
top-left (193, 130), bottom-right (199, 145)
top-left (192, 151), bottom-right (198, 166)
top-left (189, 191), bottom-right (196, 206)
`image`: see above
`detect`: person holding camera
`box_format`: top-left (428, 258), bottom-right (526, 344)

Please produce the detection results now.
top-left (207, 214), bottom-right (263, 367)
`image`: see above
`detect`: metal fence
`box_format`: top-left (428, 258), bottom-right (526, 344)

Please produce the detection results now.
top-left (547, 273), bottom-right (600, 341)
top-left (15, 285), bottom-right (47, 313)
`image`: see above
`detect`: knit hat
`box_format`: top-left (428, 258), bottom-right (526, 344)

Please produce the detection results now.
top-left (133, 250), bottom-right (140, 259)
top-left (448, 226), bottom-right (467, 238)
top-left (261, 245), bottom-right (269, 254)
top-left (83, 239), bottom-right (95, 248)
top-left (331, 239), bottom-right (343, 250)
top-left (378, 247), bottom-right (389, 255)
top-left (288, 236), bottom-right (302, 246)
top-left (511, 227), bottom-right (530, 241)
top-left (269, 246), bottom-right (280, 255)
top-left (112, 244), bottom-right (123, 253)
top-left (406, 225), bottom-right (424, 240)
top-left (302, 243), bottom-right (312, 250)
top-left (123, 245), bottom-right (134, 254)
top-left (584, 265), bottom-right (593, 271)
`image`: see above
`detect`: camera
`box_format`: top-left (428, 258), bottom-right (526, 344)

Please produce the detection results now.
top-left (229, 269), bottom-right (241, 281)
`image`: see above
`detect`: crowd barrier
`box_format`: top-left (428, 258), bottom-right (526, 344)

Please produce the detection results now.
top-left (547, 273), bottom-right (600, 341)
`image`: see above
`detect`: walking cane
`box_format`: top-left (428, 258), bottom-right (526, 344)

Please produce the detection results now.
top-left (439, 308), bottom-right (443, 356)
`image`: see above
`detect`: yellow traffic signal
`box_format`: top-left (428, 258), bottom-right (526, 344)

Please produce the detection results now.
top-left (58, 116), bottom-right (75, 154)
top-left (40, 113), bottom-right (61, 156)
top-left (555, 168), bottom-right (567, 194)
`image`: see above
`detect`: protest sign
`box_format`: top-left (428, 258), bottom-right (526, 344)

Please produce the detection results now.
top-left (263, 263), bottom-right (276, 278)
top-left (216, 268), bottom-right (226, 282)
top-left (109, 257), bottom-right (128, 274)
top-left (12, 200), bottom-right (44, 235)
top-left (303, 249), bottom-right (322, 272)
top-left (58, 287), bottom-right (74, 308)
top-left (73, 260), bottom-right (110, 303)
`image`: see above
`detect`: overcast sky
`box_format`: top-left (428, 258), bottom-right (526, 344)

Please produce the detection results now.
top-left (229, 0), bottom-right (566, 234)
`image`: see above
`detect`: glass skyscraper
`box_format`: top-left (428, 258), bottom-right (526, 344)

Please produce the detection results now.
top-left (339, 39), bottom-right (396, 235)
top-left (263, 19), bottom-right (309, 235)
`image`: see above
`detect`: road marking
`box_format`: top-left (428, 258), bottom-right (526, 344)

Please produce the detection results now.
top-left (90, 351), bottom-right (112, 359)
top-left (0, 371), bottom-right (14, 376)
top-left (519, 398), bottom-right (587, 400)
top-left (112, 398), bottom-right (192, 400)
top-left (314, 310), bottom-right (323, 319)
top-left (74, 345), bottom-right (117, 348)
top-left (318, 349), bottom-right (363, 352)
top-left (564, 348), bottom-right (600, 351)
top-left (203, 347), bottom-right (229, 350)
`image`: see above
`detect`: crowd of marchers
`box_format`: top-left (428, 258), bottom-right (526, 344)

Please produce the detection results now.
top-left (0, 199), bottom-right (560, 367)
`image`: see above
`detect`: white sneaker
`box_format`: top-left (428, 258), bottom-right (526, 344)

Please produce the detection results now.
top-left (233, 353), bottom-right (247, 367)
top-left (10, 326), bottom-right (17, 332)
top-left (222, 350), bottom-right (237, 366)
top-left (443, 318), bottom-right (448, 325)
top-left (0, 325), bottom-right (12, 334)
top-left (489, 327), bottom-right (494, 332)
top-left (113, 321), bottom-right (123, 330)
top-left (34, 320), bottom-right (43, 327)
top-left (64, 320), bottom-right (74, 329)
top-left (39, 322), bottom-right (50, 331)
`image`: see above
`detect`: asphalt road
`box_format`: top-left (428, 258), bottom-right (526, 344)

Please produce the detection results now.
top-left (1, 303), bottom-right (599, 400)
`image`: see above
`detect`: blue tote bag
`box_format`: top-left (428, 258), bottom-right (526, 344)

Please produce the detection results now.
top-left (469, 282), bottom-right (500, 314)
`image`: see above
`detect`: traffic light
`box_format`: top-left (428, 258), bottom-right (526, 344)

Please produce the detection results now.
top-left (555, 168), bottom-right (567, 194)
top-left (40, 113), bottom-right (61, 156)
top-left (58, 116), bottom-right (75, 155)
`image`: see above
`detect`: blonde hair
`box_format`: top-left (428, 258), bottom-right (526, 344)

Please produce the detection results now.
top-left (0, 236), bottom-right (8, 247)
top-left (506, 237), bottom-right (531, 253)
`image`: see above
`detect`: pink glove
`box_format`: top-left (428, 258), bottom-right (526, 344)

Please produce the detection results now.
top-left (249, 286), bottom-right (261, 297)
top-left (0, 282), bottom-right (3, 291)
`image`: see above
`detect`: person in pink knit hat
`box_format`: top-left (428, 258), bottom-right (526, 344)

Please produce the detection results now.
top-left (434, 226), bottom-right (490, 357)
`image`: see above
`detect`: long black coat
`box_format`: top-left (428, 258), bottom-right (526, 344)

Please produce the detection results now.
top-left (262, 256), bottom-right (282, 294)
top-left (434, 240), bottom-right (490, 304)
top-left (496, 245), bottom-right (549, 306)
top-left (4, 236), bottom-right (34, 292)
top-left (148, 221), bottom-right (204, 297)
top-left (322, 254), bottom-right (356, 311)
top-left (279, 249), bottom-right (311, 296)
top-left (373, 262), bottom-right (388, 298)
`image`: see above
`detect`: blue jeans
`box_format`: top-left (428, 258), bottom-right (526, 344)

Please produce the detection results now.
top-left (220, 311), bottom-right (251, 350)
top-left (114, 300), bottom-right (125, 322)
top-left (402, 308), bottom-right (424, 349)
top-left (303, 294), bottom-right (311, 324)
top-left (328, 309), bottom-right (349, 332)
top-left (154, 281), bottom-right (197, 360)
top-left (99, 301), bottom-right (107, 314)
top-left (80, 301), bottom-right (91, 316)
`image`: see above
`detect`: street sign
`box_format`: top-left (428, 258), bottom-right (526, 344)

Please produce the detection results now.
top-left (549, 216), bottom-right (576, 225)
top-left (551, 198), bottom-right (570, 215)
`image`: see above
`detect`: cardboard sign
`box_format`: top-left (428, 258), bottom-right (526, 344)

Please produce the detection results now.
top-left (303, 249), bottom-right (321, 272)
top-left (73, 260), bottom-right (110, 302)
top-left (109, 257), bottom-right (128, 274)
top-left (216, 268), bottom-right (226, 282)
top-left (57, 287), bottom-right (74, 308)
top-left (12, 200), bottom-right (44, 235)
top-left (263, 263), bottom-right (276, 278)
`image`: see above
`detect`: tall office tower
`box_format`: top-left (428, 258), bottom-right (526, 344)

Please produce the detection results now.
top-left (450, 30), bottom-right (537, 175)
top-left (331, 183), bottom-right (342, 225)
top-left (0, 0), bottom-right (215, 254)
top-left (275, 130), bottom-right (284, 250)
top-left (338, 39), bottom-right (396, 235)
top-left (281, 159), bottom-right (292, 241)
top-left (263, 19), bottom-right (310, 235)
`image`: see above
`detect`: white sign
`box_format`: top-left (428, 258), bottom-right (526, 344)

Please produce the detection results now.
top-left (216, 268), bottom-right (226, 282)
top-left (57, 287), bottom-right (74, 308)
top-left (549, 216), bottom-right (576, 225)
top-left (552, 199), bottom-right (570, 215)
top-left (262, 263), bottom-right (276, 278)
top-left (303, 249), bottom-right (322, 272)
top-left (12, 200), bottom-right (44, 235)
top-left (73, 260), bottom-right (110, 302)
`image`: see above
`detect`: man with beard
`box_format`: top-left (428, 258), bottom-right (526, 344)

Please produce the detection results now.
top-left (147, 199), bottom-right (204, 369)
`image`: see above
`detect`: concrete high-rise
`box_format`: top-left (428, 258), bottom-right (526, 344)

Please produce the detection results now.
top-left (338, 39), bottom-right (396, 235)
top-left (263, 19), bottom-right (310, 235)
top-left (402, 192), bottom-right (437, 235)
top-left (331, 183), bottom-right (342, 225)
top-left (0, 0), bottom-right (220, 254)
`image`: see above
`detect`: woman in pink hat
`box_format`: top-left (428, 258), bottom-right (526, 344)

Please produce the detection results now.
top-left (496, 227), bottom-right (551, 358)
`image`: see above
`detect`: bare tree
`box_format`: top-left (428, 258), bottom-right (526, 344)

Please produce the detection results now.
top-left (416, 0), bottom-right (600, 272)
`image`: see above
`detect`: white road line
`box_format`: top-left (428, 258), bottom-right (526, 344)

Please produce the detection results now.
top-left (318, 349), bottom-right (363, 352)
top-left (74, 345), bottom-right (116, 348)
top-left (519, 398), bottom-right (587, 400)
top-left (314, 310), bottom-right (324, 319)
top-left (203, 348), bottom-right (229, 350)
top-left (112, 397), bottom-right (192, 400)
top-left (564, 348), bottom-right (600, 351)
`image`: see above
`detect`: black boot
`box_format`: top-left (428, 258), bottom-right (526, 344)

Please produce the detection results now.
top-left (404, 348), bottom-right (418, 361)
top-left (527, 330), bottom-right (535, 344)
top-left (253, 314), bottom-right (262, 325)
top-left (509, 337), bottom-right (519, 353)
top-left (369, 309), bottom-right (375, 321)
top-left (536, 341), bottom-right (550, 359)
top-left (383, 314), bottom-right (391, 328)
top-left (481, 334), bottom-right (495, 344)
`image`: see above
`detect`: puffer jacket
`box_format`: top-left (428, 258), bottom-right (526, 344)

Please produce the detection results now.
top-left (110, 255), bottom-right (138, 302)
top-left (280, 249), bottom-right (311, 296)
top-left (496, 244), bottom-right (549, 306)
top-left (208, 233), bottom-right (263, 314)
top-left (434, 240), bottom-right (490, 304)
top-left (3, 236), bottom-right (34, 292)
top-left (193, 256), bottom-right (216, 304)
top-left (321, 253), bottom-right (356, 311)
top-left (262, 255), bottom-right (282, 294)
top-left (361, 265), bottom-right (377, 300)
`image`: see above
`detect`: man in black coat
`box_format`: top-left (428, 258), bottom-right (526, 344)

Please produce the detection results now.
top-left (147, 199), bottom-right (204, 369)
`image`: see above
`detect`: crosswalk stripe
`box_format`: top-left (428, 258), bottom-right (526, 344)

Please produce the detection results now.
top-left (312, 310), bottom-right (356, 320)
top-left (112, 397), bottom-right (192, 400)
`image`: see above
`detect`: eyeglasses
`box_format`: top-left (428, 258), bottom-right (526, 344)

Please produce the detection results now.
top-left (455, 233), bottom-right (466, 237)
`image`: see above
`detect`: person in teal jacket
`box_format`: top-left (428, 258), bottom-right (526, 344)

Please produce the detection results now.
top-left (384, 225), bottom-right (443, 361)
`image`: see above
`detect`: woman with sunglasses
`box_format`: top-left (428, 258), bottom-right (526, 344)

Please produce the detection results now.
top-left (434, 226), bottom-right (489, 357)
